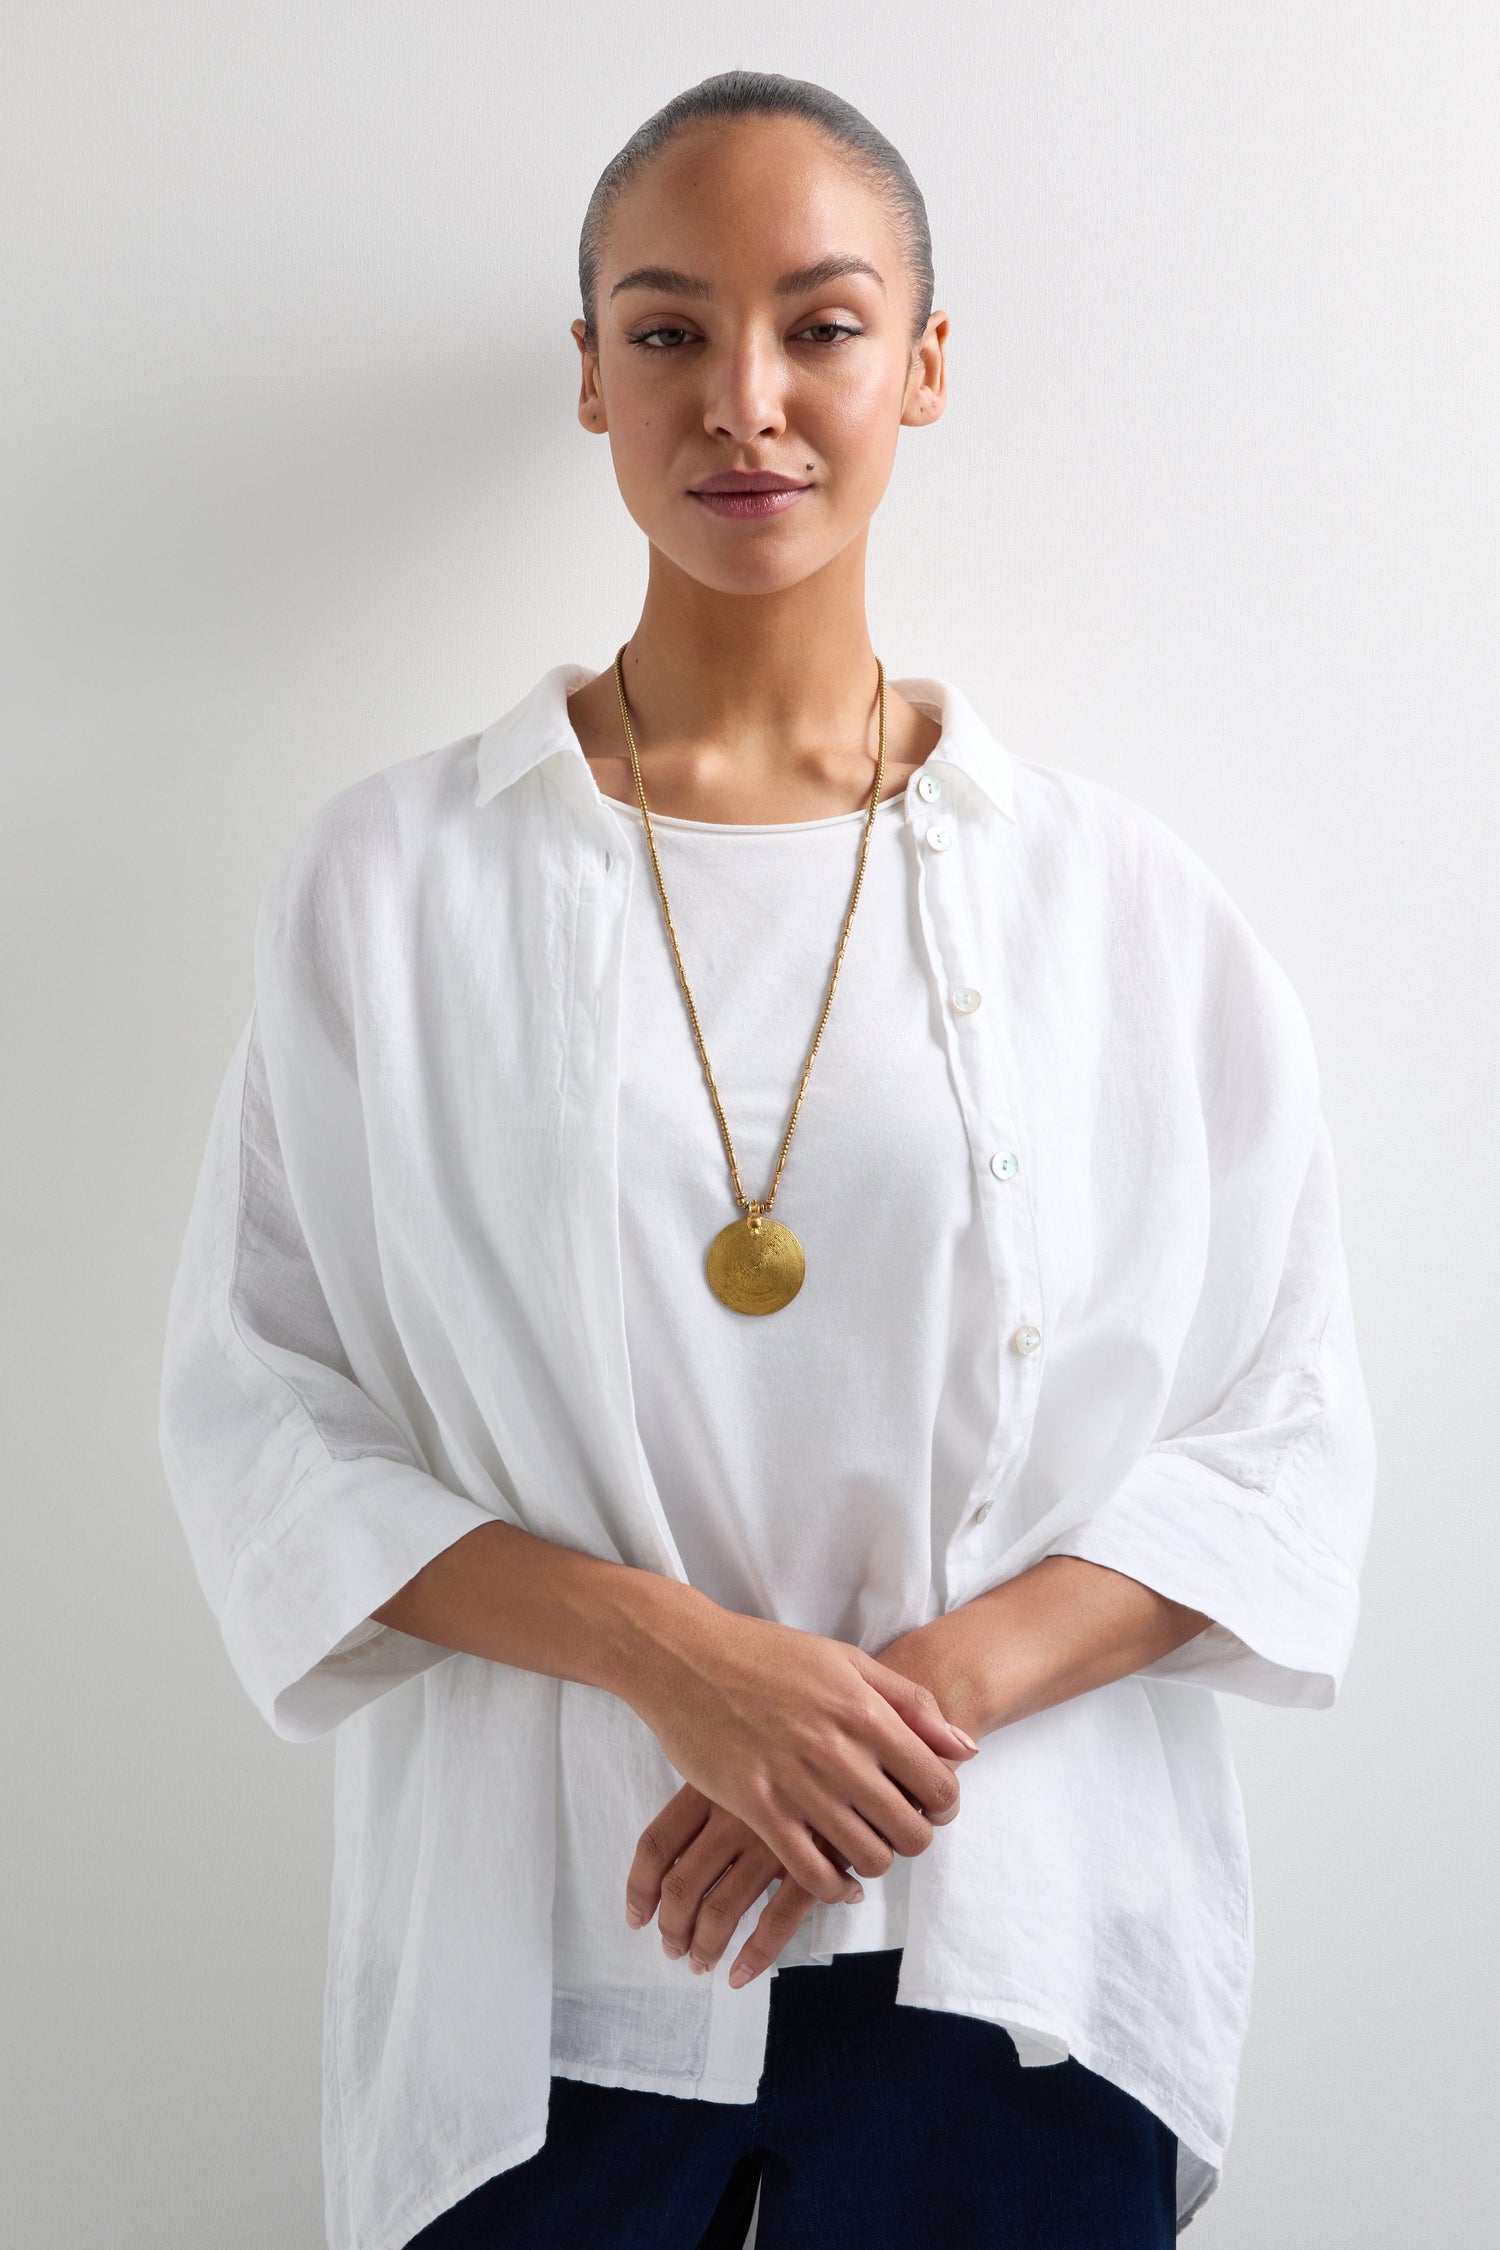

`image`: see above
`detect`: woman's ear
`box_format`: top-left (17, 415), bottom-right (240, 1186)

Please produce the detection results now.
top-left (570, 318), bottom-right (607, 432)
top-left (901, 310), bottom-right (949, 429)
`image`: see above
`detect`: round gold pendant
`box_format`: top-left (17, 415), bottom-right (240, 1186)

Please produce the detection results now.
top-left (706, 1210), bottom-right (806, 1316)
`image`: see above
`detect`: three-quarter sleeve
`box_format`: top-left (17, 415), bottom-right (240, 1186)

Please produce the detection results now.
top-left (159, 868), bottom-right (498, 1744)
top-left (1042, 878), bottom-right (1377, 1709)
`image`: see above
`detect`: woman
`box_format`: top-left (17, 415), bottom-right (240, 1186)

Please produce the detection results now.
top-left (159, 69), bottom-right (1376, 2250)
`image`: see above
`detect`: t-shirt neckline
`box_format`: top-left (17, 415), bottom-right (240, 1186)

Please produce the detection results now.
top-left (605, 791), bottom-right (909, 835)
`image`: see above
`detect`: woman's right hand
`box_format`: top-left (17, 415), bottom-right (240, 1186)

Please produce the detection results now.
top-left (621, 1587), bottom-right (978, 1905)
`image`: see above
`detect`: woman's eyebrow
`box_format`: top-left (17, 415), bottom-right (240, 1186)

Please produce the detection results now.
top-left (609, 254), bottom-right (886, 303)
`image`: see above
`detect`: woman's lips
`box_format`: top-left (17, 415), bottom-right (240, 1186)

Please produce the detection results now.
top-left (689, 485), bottom-right (810, 519)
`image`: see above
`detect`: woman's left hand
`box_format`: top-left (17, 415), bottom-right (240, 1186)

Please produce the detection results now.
top-left (625, 1781), bottom-right (834, 1986)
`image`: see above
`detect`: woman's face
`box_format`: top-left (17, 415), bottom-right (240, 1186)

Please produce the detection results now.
top-left (572, 117), bottom-right (947, 597)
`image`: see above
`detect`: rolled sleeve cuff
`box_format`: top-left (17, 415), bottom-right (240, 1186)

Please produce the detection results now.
top-left (217, 1454), bottom-right (499, 1742)
top-left (1045, 1448), bottom-right (1361, 1709)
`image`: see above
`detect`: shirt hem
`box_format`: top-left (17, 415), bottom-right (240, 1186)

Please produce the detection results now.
top-left (358, 2115), bottom-right (550, 2250)
top-left (549, 2053), bottom-right (761, 2104)
top-left (894, 1981), bottom-right (1227, 2229)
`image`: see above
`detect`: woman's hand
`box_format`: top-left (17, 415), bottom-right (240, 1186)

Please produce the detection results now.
top-left (625, 1783), bottom-right (830, 1986)
top-left (621, 1590), bottom-right (978, 1908)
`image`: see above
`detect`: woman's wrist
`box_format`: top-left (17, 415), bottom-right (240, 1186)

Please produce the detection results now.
top-left (875, 1611), bottom-right (1003, 1743)
top-left (881, 1558), bottom-right (1211, 1741)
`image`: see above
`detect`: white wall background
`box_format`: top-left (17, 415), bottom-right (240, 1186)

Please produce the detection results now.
top-left (3, 6), bottom-right (1495, 2245)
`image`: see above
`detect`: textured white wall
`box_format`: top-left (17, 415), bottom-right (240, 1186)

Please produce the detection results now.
top-left (3, 6), bottom-right (1494, 2244)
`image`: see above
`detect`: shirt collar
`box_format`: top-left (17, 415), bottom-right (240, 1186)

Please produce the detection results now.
top-left (473, 662), bottom-right (1016, 822)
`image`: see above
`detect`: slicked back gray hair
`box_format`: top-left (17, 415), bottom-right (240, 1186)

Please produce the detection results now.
top-left (578, 71), bottom-right (934, 357)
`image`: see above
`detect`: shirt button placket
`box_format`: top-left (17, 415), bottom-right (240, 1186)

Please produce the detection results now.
top-left (917, 786), bottom-right (1043, 1545)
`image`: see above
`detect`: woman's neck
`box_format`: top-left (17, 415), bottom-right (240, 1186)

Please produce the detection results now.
top-left (565, 559), bottom-right (941, 825)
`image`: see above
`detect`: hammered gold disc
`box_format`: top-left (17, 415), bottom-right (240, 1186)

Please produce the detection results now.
top-left (706, 1216), bottom-right (806, 1315)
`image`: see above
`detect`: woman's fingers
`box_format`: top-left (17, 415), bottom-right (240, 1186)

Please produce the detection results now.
top-left (849, 1648), bottom-right (978, 1773)
top-left (677, 1820), bottom-right (845, 1978)
top-left (624, 1783), bottom-right (714, 1931)
top-left (747, 1781), bottom-right (868, 1904)
top-left (680, 1833), bottom-right (790, 1972)
top-left (630, 1792), bottom-right (858, 1967)
top-left (762, 1733), bottom-right (955, 1883)
top-left (632, 1784), bottom-right (954, 1991)
top-left (789, 1784), bottom-right (911, 1882)
top-left (857, 1688), bottom-right (969, 1830)
top-left (727, 1873), bottom-right (829, 1989)
top-left (842, 1763), bottom-right (954, 1864)
top-left (655, 1806), bottom-right (764, 1957)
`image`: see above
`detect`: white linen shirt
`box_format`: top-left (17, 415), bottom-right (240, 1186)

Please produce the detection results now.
top-left (158, 662), bottom-right (1377, 2247)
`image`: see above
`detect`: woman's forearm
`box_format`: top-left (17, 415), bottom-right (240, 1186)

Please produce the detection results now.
top-left (376, 1521), bottom-right (978, 1908)
top-left (370, 1519), bottom-right (716, 1706)
top-left (372, 1529), bottom-right (1206, 1757)
top-left (883, 1556), bottom-right (1211, 1741)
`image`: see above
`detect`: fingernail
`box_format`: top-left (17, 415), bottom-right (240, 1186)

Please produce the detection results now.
top-left (729, 1965), bottom-right (753, 1988)
top-left (626, 1905), bottom-right (644, 1928)
top-left (846, 1882), bottom-right (864, 1904)
top-left (689, 1957), bottom-right (707, 1975)
top-left (662, 1941), bottom-right (684, 1959)
top-left (950, 1728), bottom-right (979, 1752)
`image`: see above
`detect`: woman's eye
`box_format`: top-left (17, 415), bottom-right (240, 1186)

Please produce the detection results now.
top-left (627, 327), bottom-right (694, 351)
top-left (796, 322), bottom-right (861, 345)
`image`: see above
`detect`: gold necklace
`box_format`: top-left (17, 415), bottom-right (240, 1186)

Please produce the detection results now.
top-left (611, 642), bottom-right (888, 1316)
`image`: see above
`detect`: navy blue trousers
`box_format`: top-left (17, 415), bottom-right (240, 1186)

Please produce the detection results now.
top-left (406, 1948), bottom-right (1178, 2248)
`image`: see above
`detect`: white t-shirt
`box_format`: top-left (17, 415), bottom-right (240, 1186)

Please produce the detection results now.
top-left (549, 787), bottom-right (1000, 1975)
